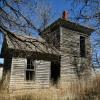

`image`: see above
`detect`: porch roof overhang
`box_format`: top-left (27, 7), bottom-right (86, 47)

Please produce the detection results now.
top-left (0, 31), bottom-right (60, 60)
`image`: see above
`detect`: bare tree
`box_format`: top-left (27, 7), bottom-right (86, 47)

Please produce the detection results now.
top-left (0, 0), bottom-right (53, 35)
top-left (64, 0), bottom-right (100, 29)
top-left (64, 0), bottom-right (100, 70)
top-left (92, 38), bottom-right (100, 68)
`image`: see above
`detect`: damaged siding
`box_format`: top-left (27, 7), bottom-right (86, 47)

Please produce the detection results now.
top-left (60, 27), bottom-right (92, 82)
top-left (9, 58), bottom-right (50, 91)
top-left (35, 60), bottom-right (50, 88)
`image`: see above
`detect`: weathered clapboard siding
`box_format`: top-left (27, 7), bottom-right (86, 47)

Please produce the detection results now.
top-left (42, 27), bottom-right (80, 82)
top-left (35, 60), bottom-right (50, 88)
top-left (60, 27), bottom-right (92, 82)
top-left (9, 58), bottom-right (26, 90)
top-left (9, 58), bottom-right (51, 91)
top-left (0, 68), bottom-right (3, 80)
top-left (41, 28), bottom-right (60, 50)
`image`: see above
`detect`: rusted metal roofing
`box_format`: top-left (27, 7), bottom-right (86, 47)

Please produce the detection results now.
top-left (4, 32), bottom-right (60, 56)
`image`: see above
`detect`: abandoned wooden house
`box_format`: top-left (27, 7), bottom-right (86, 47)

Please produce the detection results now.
top-left (0, 11), bottom-right (94, 92)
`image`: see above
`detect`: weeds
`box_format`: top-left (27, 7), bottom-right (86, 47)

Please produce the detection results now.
top-left (0, 74), bottom-right (100, 100)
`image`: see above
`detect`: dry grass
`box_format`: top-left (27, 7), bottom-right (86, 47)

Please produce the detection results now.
top-left (0, 75), bottom-right (100, 100)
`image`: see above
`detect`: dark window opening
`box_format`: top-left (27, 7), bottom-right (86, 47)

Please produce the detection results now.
top-left (51, 61), bottom-right (60, 85)
top-left (80, 36), bottom-right (86, 57)
top-left (26, 71), bottom-right (35, 80)
top-left (26, 59), bottom-right (35, 81)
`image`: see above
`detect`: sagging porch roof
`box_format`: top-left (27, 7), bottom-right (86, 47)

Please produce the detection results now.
top-left (0, 32), bottom-right (60, 58)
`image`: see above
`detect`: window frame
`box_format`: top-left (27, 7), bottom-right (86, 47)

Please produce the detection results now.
top-left (80, 36), bottom-right (86, 57)
top-left (25, 59), bottom-right (36, 81)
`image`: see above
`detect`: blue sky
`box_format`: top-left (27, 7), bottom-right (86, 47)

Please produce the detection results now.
top-left (0, 33), bottom-right (3, 64)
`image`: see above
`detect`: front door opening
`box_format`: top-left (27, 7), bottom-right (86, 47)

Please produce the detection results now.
top-left (51, 61), bottom-right (60, 85)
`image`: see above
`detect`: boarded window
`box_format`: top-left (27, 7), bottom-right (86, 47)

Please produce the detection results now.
top-left (80, 36), bottom-right (86, 57)
top-left (26, 59), bottom-right (35, 81)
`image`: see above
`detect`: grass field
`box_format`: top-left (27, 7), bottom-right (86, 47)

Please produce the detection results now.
top-left (0, 74), bottom-right (100, 100)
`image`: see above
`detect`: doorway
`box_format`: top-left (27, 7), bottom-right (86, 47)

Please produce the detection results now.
top-left (51, 61), bottom-right (60, 85)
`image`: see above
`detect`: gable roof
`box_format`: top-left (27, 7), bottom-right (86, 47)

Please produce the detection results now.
top-left (42, 18), bottom-right (94, 34)
top-left (1, 32), bottom-right (60, 57)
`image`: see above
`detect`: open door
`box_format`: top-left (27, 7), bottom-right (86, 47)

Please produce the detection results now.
top-left (51, 61), bottom-right (60, 85)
